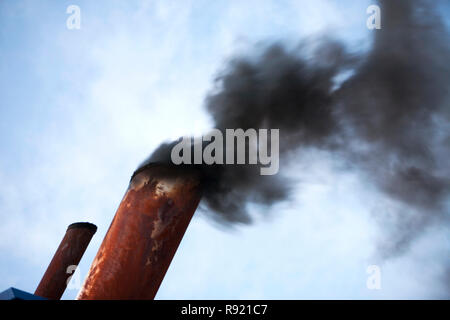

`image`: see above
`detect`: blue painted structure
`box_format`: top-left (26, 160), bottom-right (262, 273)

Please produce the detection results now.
top-left (0, 287), bottom-right (47, 300)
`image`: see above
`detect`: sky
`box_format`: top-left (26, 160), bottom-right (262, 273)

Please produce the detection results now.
top-left (0, 0), bottom-right (449, 299)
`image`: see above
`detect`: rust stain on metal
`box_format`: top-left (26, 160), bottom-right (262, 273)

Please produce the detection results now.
top-left (76, 163), bottom-right (202, 300)
top-left (35, 222), bottom-right (97, 300)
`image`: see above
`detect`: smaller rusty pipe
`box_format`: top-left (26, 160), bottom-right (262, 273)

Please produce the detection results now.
top-left (35, 222), bottom-right (97, 300)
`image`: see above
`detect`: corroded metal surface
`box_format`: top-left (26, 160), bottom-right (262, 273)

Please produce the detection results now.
top-left (77, 164), bottom-right (202, 300)
top-left (35, 222), bottom-right (97, 300)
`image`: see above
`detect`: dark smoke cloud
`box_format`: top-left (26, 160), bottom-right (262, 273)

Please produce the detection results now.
top-left (144, 41), bottom-right (348, 224)
top-left (142, 0), bottom-right (450, 255)
top-left (336, 0), bottom-right (450, 256)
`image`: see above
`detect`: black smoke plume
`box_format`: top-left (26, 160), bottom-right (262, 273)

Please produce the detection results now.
top-left (141, 0), bottom-right (450, 255)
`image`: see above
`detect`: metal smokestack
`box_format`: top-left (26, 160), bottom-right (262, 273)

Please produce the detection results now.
top-left (35, 222), bottom-right (97, 300)
top-left (77, 163), bottom-right (202, 300)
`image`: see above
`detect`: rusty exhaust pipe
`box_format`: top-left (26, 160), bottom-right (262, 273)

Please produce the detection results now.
top-left (35, 222), bottom-right (97, 300)
top-left (77, 163), bottom-right (202, 300)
